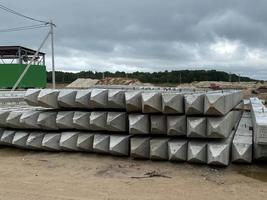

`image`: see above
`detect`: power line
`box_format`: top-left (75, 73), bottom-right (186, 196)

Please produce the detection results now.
top-left (0, 3), bottom-right (48, 24)
top-left (0, 24), bottom-right (49, 33)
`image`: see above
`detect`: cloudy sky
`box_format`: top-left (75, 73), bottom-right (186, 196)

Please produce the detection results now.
top-left (1, 0), bottom-right (267, 79)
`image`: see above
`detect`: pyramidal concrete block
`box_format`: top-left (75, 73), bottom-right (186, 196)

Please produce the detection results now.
top-left (37, 111), bottom-right (58, 130)
top-left (56, 111), bottom-right (75, 129)
top-left (75, 89), bottom-right (92, 109)
top-left (93, 134), bottom-right (110, 154)
top-left (106, 112), bottom-right (127, 132)
top-left (12, 131), bottom-right (30, 148)
top-left (185, 94), bottom-right (204, 115)
top-left (109, 135), bottom-right (130, 156)
top-left (26, 132), bottom-right (45, 150)
top-left (168, 139), bottom-right (187, 162)
top-left (90, 89), bottom-right (108, 108)
top-left (125, 91), bottom-right (142, 112)
top-left (150, 115), bottom-right (166, 134)
top-left (167, 115), bottom-right (186, 136)
top-left (6, 110), bottom-right (24, 129)
top-left (73, 111), bottom-right (91, 130)
top-left (58, 90), bottom-right (78, 108)
top-left (207, 141), bottom-right (231, 166)
top-left (0, 130), bottom-right (16, 145)
top-left (204, 92), bottom-right (227, 116)
top-left (20, 110), bottom-right (41, 129)
top-left (24, 89), bottom-right (41, 106)
top-left (130, 137), bottom-right (150, 159)
top-left (108, 89), bottom-right (125, 109)
top-left (162, 93), bottom-right (184, 114)
top-left (150, 138), bottom-right (169, 160)
top-left (142, 92), bottom-right (162, 113)
top-left (76, 133), bottom-right (94, 152)
top-left (42, 133), bottom-right (61, 151)
top-left (232, 136), bottom-right (252, 163)
top-left (187, 117), bottom-right (206, 138)
top-left (187, 141), bottom-right (207, 164)
top-left (253, 142), bottom-right (267, 161)
top-left (129, 114), bottom-right (150, 134)
top-left (89, 112), bottom-right (107, 131)
top-left (37, 89), bottom-right (60, 109)
top-left (60, 132), bottom-right (79, 151)
top-left (0, 109), bottom-right (12, 127)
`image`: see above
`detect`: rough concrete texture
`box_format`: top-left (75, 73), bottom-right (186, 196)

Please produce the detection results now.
top-left (75, 89), bottom-right (92, 108)
top-left (130, 137), bottom-right (150, 159)
top-left (142, 92), bottom-right (162, 113)
top-left (12, 131), bottom-right (29, 148)
top-left (93, 134), bottom-right (110, 154)
top-left (60, 132), bottom-right (79, 151)
top-left (150, 138), bottom-right (169, 160)
top-left (166, 115), bottom-right (186, 136)
top-left (24, 89), bottom-right (40, 106)
top-left (185, 94), bottom-right (204, 115)
top-left (6, 110), bottom-right (23, 129)
top-left (76, 133), bottom-right (94, 152)
top-left (0, 109), bottom-right (12, 127)
top-left (207, 111), bottom-right (234, 138)
top-left (168, 139), bottom-right (187, 162)
top-left (58, 90), bottom-right (78, 108)
top-left (37, 89), bottom-right (60, 109)
top-left (20, 110), bottom-right (41, 129)
top-left (187, 117), bottom-right (206, 138)
top-left (187, 141), bottom-right (207, 164)
top-left (108, 89), bottom-right (125, 109)
top-left (150, 115), bottom-right (166, 134)
top-left (73, 111), bottom-right (91, 130)
top-left (0, 130), bottom-right (16, 145)
top-left (161, 92), bottom-right (184, 114)
top-left (89, 112), bottom-right (107, 131)
top-left (253, 142), bottom-right (267, 161)
top-left (109, 135), bottom-right (130, 156)
top-left (90, 89), bottom-right (108, 108)
top-left (56, 111), bottom-right (75, 129)
top-left (129, 114), bottom-right (150, 134)
top-left (106, 112), bottom-right (127, 132)
top-left (37, 111), bottom-right (58, 130)
top-left (42, 133), bottom-right (61, 151)
top-left (125, 91), bottom-right (142, 112)
top-left (26, 132), bottom-right (45, 149)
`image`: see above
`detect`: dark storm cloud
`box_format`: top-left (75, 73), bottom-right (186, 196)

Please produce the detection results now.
top-left (1, 0), bottom-right (267, 79)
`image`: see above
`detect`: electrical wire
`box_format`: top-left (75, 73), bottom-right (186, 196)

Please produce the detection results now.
top-left (0, 24), bottom-right (49, 33)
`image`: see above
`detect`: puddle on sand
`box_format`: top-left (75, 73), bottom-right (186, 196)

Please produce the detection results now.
top-left (239, 170), bottom-right (267, 182)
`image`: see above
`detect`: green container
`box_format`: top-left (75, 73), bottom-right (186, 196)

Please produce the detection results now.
top-left (0, 64), bottom-right (46, 89)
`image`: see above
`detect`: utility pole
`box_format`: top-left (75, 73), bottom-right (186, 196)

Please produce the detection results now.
top-left (179, 72), bottom-right (182, 85)
top-left (50, 20), bottom-right (56, 89)
top-left (238, 73), bottom-right (240, 83)
top-left (229, 72), bottom-right (231, 82)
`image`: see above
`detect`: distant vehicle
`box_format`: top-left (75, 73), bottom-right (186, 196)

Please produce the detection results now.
top-left (209, 83), bottom-right (222, 90)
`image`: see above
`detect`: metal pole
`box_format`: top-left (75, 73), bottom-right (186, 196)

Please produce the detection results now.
top-left (50, 20), bottom-right (56, 89)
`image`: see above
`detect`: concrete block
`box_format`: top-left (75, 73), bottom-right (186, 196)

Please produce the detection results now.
top-left (187, 117), bottom-right (206, 138)
top-left (75, 89), bottom-right (92, 109)
top-left (150, 115), bottom-right (166, 134)
top-left (89, 112), bottom-right (107, 131)
top-left (130, 137), bottom-right (150, 159)
top-left (90, 89), bottom-right (108, 108)
top-left (125, 91), bottom-right (142, 112)
top-left (42, 133), bottom-right (61, 151)
top-left (254, 143), bottom-right (267, 161)
top-left (6, 110), bottom-right (23, 129)
top-left (20, 110), bottom-right (41, 129)
top-left (142, 92), bottom-right (162, 113)
top-left (73, 111), bottom-right (91, 130)
top-left (109, 135), bottom-right (130, 156)
top-left (60, 132), bottom-right (79, 151)
top-left (58, 90), bottom-right (78, 108)
top-left (26, 132), bottom-right (45, 149)
top-left (12, 131), bottom-right (29, 148)
top-left (108, 90), bottom-right (125, 109)
top-left (129, 114), bottom-right (150, 134)
top-left (162, 93), bottom-right (184, 114)
top-left (24, 89), bottom-right (41, 106)
top-left (185, 94), bottom-right (204, 115)
top-left (166, 115), bottom-right (186, 136)
top-left (207, 141), bottom-right (231, 166)
top-left (93, 134), bottom-right (110, 154)
top-left (37, 111), bottom-right (58, 130)
top-left (0, 109), bottom-right (11, 127)
top-left (106, 112), bottom-right (127, 132)
top-left (168, 139), bottom-right (187, 162)
top-left (150, 138), bottom-right (169, 160)
top-left (38, 89), bottom-right (60, 109)
top-left (0, 130), bottom-right (16, 145)
top-left (187, 141), bottom-right (207, 164)
top-left (232, 136), bottom-right (252, 163)
top-left (76, 133), bottom-right (94, 152)
top-left (56, 111), bottom-right (75, 129)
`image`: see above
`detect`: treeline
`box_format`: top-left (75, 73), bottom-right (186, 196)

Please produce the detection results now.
top-left (47, 70), bottom-right (256, 84)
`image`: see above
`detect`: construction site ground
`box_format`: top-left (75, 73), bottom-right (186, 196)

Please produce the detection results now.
top-left (0, 147), bottom-right (266, 200)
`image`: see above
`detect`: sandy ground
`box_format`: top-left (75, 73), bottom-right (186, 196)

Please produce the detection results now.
top-left (0, 147), bottom-right (266, 200)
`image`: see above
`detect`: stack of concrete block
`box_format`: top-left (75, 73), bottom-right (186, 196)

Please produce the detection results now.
top-left (0, 88), bottom-right (244, 166)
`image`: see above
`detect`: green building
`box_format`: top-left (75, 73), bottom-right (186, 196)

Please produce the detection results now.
top-left (0, 46), bottom-right (47, 89)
